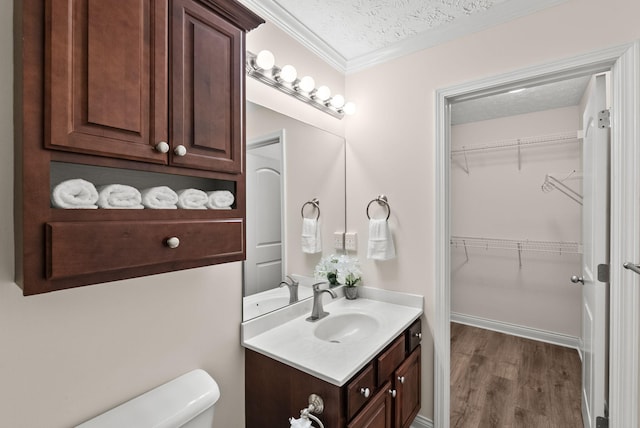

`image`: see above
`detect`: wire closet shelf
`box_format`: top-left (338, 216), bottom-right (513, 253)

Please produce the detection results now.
top-left (450, 131), bottom-right (581, 155)
top-left (450, 236), bottom-right (583, 255)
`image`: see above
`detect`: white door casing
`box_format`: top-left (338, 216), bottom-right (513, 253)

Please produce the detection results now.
top-left (580, 74), bottom-right (609, 427)
top-left (435, 42), bottom-right (640, 428)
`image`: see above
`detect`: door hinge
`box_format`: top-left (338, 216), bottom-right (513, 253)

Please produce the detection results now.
top-left (596, 416), bottom-right (609, 428)
top-left (597, 264), bottom-right (610, 283)
top-left (598, 109), bottom-right (611, 128)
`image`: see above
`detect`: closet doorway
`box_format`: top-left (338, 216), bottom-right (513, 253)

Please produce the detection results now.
top-left (448, 72), bottom-right (608, 427)
top-left (433, 42), bottom-right (640, 428)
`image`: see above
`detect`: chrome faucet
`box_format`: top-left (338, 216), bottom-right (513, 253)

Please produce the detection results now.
top-left (279, 275), bottom-right (299, 304)
top-left (306, 282), bottom-right (337, 322)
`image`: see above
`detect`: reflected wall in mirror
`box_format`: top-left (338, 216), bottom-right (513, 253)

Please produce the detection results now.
top-left (243, 102), bottom-right (346, 321)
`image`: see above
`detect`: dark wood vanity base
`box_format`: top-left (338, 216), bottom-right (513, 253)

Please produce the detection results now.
top-left (245, 319), bottom-right (421, 428)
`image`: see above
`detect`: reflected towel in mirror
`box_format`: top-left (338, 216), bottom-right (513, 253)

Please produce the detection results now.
top-left (301, 218), bottom-right (322, 254)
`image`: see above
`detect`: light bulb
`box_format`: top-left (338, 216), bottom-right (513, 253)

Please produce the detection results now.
top-left (255, 50), bottom-right (275, 70)
top-left (313, 85), bottom-right (331, 102)
top-left (343, 102), bottom-right (357, 115)
top-left (278, 65), bottom-right (297, 83)
top-left (330, 94), bottom-right (345, 109)
top-left (296, 76), bottom-right (315, 93)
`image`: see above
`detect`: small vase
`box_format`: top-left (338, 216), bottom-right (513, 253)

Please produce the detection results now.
top-left (344, 286), bottom-right (358, 300)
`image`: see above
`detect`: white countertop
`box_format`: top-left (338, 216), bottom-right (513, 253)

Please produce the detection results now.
top-left (241, 287), bottom-right (423, 386)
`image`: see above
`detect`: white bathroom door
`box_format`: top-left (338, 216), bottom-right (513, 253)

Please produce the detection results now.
top-left (580, 73), bottom-right (609, 428)
top-left (245, 147), bottom-right (283, 296)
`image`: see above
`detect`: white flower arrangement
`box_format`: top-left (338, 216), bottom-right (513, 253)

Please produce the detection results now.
top-left (314, 254), bottom-right (362, 287)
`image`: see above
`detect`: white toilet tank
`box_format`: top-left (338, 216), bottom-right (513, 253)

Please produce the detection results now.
top-left (76, 369), bottom-right (220, 428)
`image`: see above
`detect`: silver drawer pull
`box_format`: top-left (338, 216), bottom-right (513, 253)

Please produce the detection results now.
top-left (359, 387), bottom-right (370, 398)
top-left (397, 376), bottom-right (405, 384)
top-left (388, 389), bottom-right (397, 398)
top-left (623, 262), bottom-right (640, 275)
top-left (166, 237), bottom-right (180, 249)
top-left (412, 332), bottom-right (422, 339)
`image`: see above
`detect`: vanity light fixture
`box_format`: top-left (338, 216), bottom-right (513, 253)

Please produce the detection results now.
top-left (246, 50), bottom-right (356, 119)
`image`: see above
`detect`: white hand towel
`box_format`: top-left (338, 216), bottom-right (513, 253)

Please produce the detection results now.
top-left (301, 218), bottom-right (322, 254)
top-left (206, 190), bottom-right (234, 209)
top-left (141, 186), bottom-right (179, 209)
top-left (177, 188), bottom-right (208, 210)
top-left (97, 184), bottom-right (143, 209)
top-left (367, 218), bottom-right (396, 260)
top-left (51, 178), bottom-right (99, 209)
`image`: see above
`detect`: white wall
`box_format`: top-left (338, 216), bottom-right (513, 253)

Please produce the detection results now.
top-left (450, 106), bottom-right (582, 337)
top-left (345, 0), bottom-right (640, 420)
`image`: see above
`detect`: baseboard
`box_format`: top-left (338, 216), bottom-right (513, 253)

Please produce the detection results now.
top-left (451, 312), bottom-right (581, 351)
top-left (410, 414), bottom-right (434, 428)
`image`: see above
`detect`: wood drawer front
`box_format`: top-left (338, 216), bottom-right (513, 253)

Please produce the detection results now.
top-left (46, 219), bottom-right (243, 280)
top-left (377, 334), bottom-right (406, 386)
top-left (346, 363), bottom-right (376, 421)
top-left (407, 318), bottom-right (422, 353)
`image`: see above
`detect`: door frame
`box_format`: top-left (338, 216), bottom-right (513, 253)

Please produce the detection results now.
top-left (434, 41), bottom-right (640, 428)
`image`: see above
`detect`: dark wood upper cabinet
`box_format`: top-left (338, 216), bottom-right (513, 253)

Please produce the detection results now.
top-left (46, 0), bottom-right (169, 164)
top-left (170, 0), bottom-right (243, 173)
top-left (15, 0), bottom-right (263, 295)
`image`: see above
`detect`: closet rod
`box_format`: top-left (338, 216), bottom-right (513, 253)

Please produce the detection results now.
top-left (450, 235), bottom-right (583, 255)
top-left (450, 131), bottom-right (580, 155)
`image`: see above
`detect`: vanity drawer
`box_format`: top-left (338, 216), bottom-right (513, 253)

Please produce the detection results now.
top-left (377, 334), bottom-right (406, 386)
top-left (346, 363), bottom-right (376, 420)
top-left (46, 219), bottom-right (244, 280)
top-left (407, 318), bottom-right (422, 353)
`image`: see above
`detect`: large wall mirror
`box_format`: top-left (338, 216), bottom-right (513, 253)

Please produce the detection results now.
top-left (243, 102), bottom-right (346, 321)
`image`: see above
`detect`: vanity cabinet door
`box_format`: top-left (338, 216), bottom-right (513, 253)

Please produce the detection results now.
top-left (46, 0), bottom-right (168, 164)
top-left (393, 346), bottom-right (421, 428)
top-left (348, 381), bottom-right (392, 428)
top-left (170, 0), bottom-right (244, 173)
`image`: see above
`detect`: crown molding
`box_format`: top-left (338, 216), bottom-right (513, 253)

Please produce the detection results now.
top-left (240, 0), bottom-right (569, 75)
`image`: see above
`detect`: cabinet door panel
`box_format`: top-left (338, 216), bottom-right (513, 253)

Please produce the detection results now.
top-left (171, 0), bottom-right (243, 173)
top-left (46, 0), bottom-right (167, 163)
top-left (348, 382), bottom-right (392, 428)
top-left (395, 346), bottom-right (421, 428)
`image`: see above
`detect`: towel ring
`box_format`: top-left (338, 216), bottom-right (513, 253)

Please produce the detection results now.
top-left (366, 195), bottom-right (391, 220)
top-left (301, 198), bottom-right (320, 220)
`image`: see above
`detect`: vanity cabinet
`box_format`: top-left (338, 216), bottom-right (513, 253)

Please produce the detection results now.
top-left (14, 0), bottom-right (263, 295)
top-left (245, 319), bottom-right (422, 428)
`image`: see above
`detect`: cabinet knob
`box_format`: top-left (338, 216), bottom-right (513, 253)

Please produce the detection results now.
top-left (413, 332), bottom-right (422, 339)
top-left (174, 145), bottom-right (187, 156)
top-left (388, 389), bottom-right (397, 398)
top-left (155, 141), bottom-right (170, 153)
top-left (359, 387), bottom-right (370, 398)
top-left (398, 376), bottom-right (405, 384)
top-left (166, 237), bottom-right (180, 249)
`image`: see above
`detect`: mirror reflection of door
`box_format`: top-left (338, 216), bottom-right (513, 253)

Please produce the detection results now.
top-left (245, 136), bottom-right (284, 297)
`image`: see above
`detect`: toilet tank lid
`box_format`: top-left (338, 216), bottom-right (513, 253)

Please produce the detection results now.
top-left (76, 369), bottom-right (220, 428)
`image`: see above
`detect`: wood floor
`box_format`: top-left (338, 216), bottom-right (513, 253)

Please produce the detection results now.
top-left (450, 322), bottom-right (583, 428)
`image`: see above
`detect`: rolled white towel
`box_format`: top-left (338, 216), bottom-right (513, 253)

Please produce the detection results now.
top-left (51, 178), bottom-right (99, 209)
top-left (141, 186), bottom-right (179, 209)
top-left (206, 190), bottom-right (234, 209)
top-left (97, 184), bottom-right (143, 209)
top-left (177, 188), bottom-right (208, 210)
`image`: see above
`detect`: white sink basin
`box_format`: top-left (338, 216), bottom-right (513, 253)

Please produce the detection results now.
top-left (313, 313), bottom-right (380, 344)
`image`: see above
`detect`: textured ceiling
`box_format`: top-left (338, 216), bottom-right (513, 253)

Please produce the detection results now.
top-left (239, 0), bottom-right (568, 72)
top-left (450, 75), bottom-right (592, 125)
top-left (273, 0), bottom-right (507, 60)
